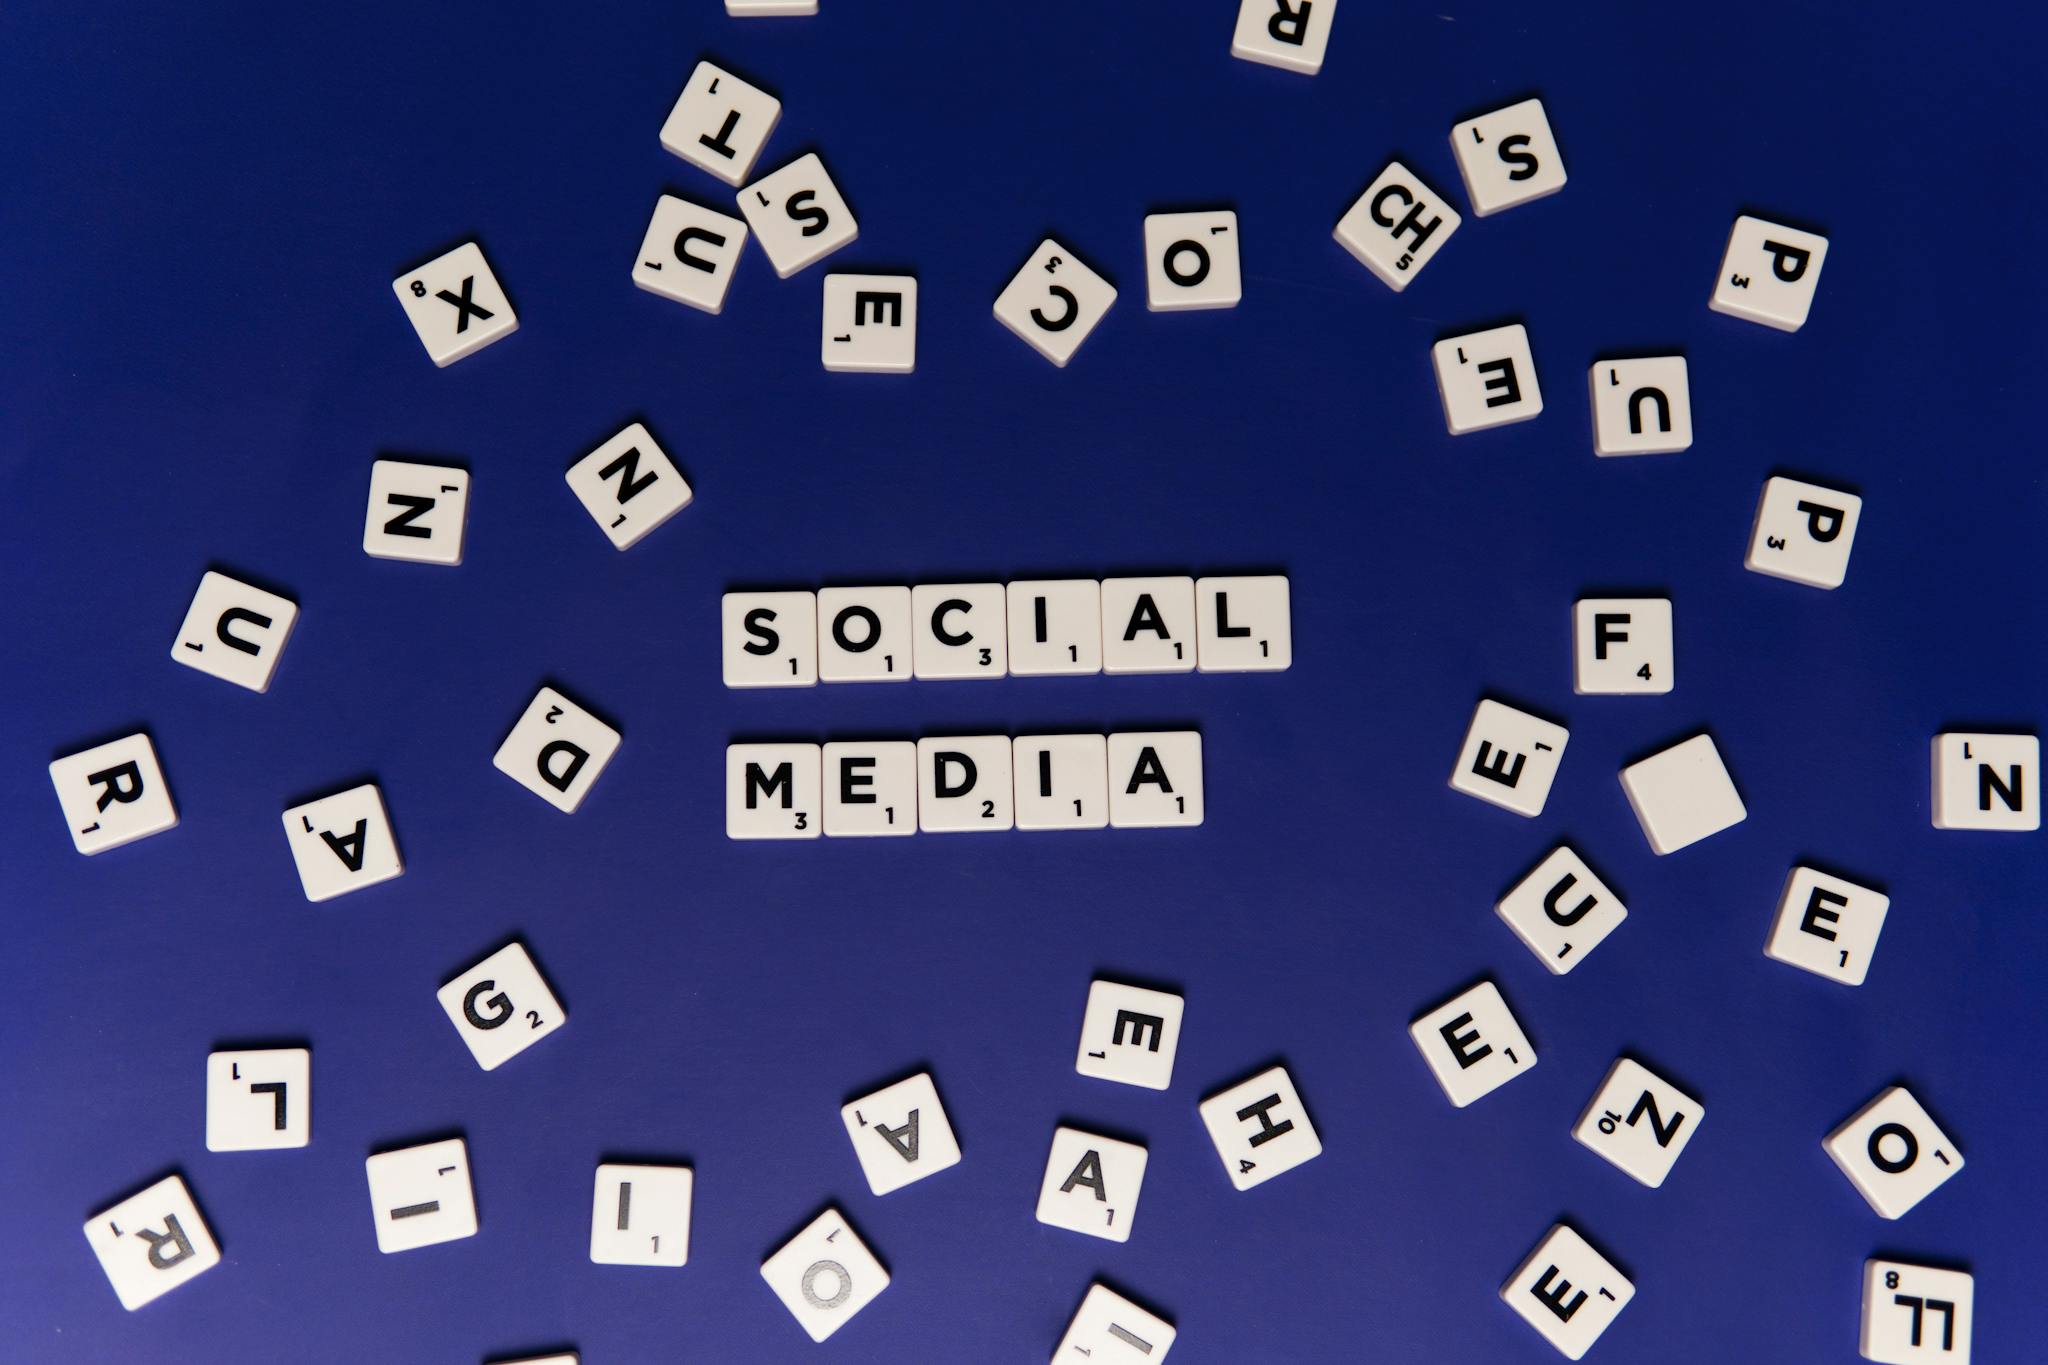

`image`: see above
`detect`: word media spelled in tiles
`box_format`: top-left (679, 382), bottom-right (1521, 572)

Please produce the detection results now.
top-left (918, 734), bottom-right (1015, 832)
top-left (1410, 980), bottom-right (1536, 1107)
top-left (363, 460), bottom-right (468, 564)
top-left (392, 241), bottom-right (517, 366)
top-left (1745, 475), bottom-right (1861, 589)
top-left (1573, 598), bottom-right (1673, 695)
top-left (1054, 1283), bottom-right (1178, 1362)
top-left (1861, 1260), bottom-right (1973, 1364)
top-left (566, 422), bottom-right (692, 551)
top-left (738, 153), bottom-right (857, 278)
top-left (366, 1137), bottom-right (476, 1253)
top-left (1009, 579), bottom-right (1102, 675)
top-left (759, 1207), bottom-right (888, 1343)
top-left (1335, 161), bottom-right (1460, 291)
top-left (911, 581), bottom-right (1006, 678)
top-left (1230, 0), bottom-right (1337, 75)
top-left (1589, 357), bottom-right (1692, 456)
top-left (634, 195), bottom-right (748, 315)
top-left (1496, 845), bottom-right (1627, 974)
top-left (1143, 210), bottom-right (1241, 311)
top-left (1711, 214), bottom-right (1828, 332)
top-left (822, 740), bottom-right (915, 836)
top-left (1500, 1224), bottom-right (1634, 1361)
top-left (206, 1048), bottom-right (310, 1151)
top-left (1015, 734), bottom-right (1108, 831)
top-left (993, 239), bottom-right (1117, 367)
top-left (1102, 575), bottom-right (1196, 673)
top-left (1036, 1127), bottom-right (1148, 1242)
top-left (1824, 1085), bottom-right (1965, 1220)
top-left (50, 733), bottom-right (178, 855)
top-left (1620, 733), bottom-right (1746, 854)
top-left (281, 783), bottom-right (402, 902)
top-left (1571, 1058), bottom-right (1703, 1188)
top-left (661, 61), bottom-right (781, 185)
top-left (1076, 979), bottom-right (1184, 1090)
top-left (437, 941), bottom-right (567, 1071)
top-left (84, 1174), bottom-right (220, 1310)
top-left (822, 274), bottom-right (917, 373)
top-left (818, 586), bottom-right (912, 682)
top-left (590, 1163), bottom-right (691, 1267)
top-left (1197, 1064), bottom-right (1323, 1190)
top-left (1931, 732), bottom-right (2038, 831)
top-left (1764, 866), bottom-right (1890, 985)
top-left (493, 685), bottom-right (620, 813)
top-left (842, 1072), bottom-right (962, 1196)
top-left (171, 569), bottom-right (298, 692)
top-left (1450, 698), bottom-right (1568, 818)
top-left (1451, 98), bottom-right (1567, 217)
top-left (1434, 323), bottom-right (1543, 434)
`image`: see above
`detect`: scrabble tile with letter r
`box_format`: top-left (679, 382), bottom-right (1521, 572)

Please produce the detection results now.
top-left (1197, 1064), bottom-right (1322, 1190)
top-left (1231, 0), bottom-right (1338, 75)
top-left (1862, 1260), bottom-right (1973, 1364)
top-left (84, 1174), bottom-right (221, 1310)
top-left (281, 783), bottom-right (402, 901)
top-left (1500, 1223), bottom-right (1634, 1360)
top-left (206, 1048), bottom-right (311, 1151)
top-left (841, 1071), bottom-right (962, 1195)
top-left (1764, 866), bottom-right (1890, 985)
top-left (760, 1207), bottom-right (888, 1343)
top-left (1410, 980), bottom-right (1536, 1107)
top-left (993, 239), bottom-right (1116, 368)
top-left (1075, 979), bottom-right (1184, 1090)
top-left (566, 422), bottom-right (692, 551)
top-left (1054, 1283), bottom-right (1178, 1363)
top-left (1036, 1126), bottom-right (1147, 1242)
top-left (660, 61), bottom-right (781, 185)
top-left (1711, 215), bottom-right (1828, 332)
top-left (436, 941), bottom-right (567, 1072)
top-left (1451, 98), bottom-right (1568, 217)
top-left (634, 195), bottom-right (748, 315)
top-left (739, 153), bottom-right (858, 278)
top-left (366, 1137), bottom-right (476, 1253)
top-left (590, 1163), bottom-right (691, 1267)
top-left (1335, 160), bottom-right (1460, 291)
top-left (1745, 475), bottom-right (1861, 589)
top-left (1450, 699), bottom-right (1568, 818)
top-left (1434, 323), bottom-right (1543, 434)
top-left (1824, 1085), bottom-right (1964, 1220)
top-left (492, 685), bottom-right (621, 813)
top-left (171, 569), bottom-right (298, 693)
top-left (1931, 732), bottom-right (2038, 831)
top-left (50, 733), bottom-right (178, 855)
top-left (392, 241), bottom-right (517, 366)
top-left (364, 460), bottom-right (468, 564)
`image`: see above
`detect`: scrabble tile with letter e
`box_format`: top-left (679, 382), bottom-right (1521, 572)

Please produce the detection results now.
top-left (366, 1137), bottom-right (476, 1253)
top-left (1036, 1127), bottom-right (1147, 1242)
top-left (1620, 733), bottom-right (1746, 854)
top-left (1075, 980), bottom-right (1183, 1090)
top-left (1335, 160), bottom-right (1460, 290)
top-left (1054, 1284), bottom-right (1178, 1363)
top-left (1450, 699), bottom-right (1568, 818)
top-left (1590, 357), bottom-right (1692, 455)
top-left (1764, 866), bottom-right (1890, 985)
top-left (49, 733), bottom-right (178, 855)
top-left (1710, 215), bottom-right (1828, 332)
top-left (364, 460), bottom-right (468, 564)
top-left (281, 783), bottom-right (401, 901)
top-left (590, 1163), bottom-right (691, 1267)
top-left (660, 61), bottom-right (780, 185)
top-left (1931, 732), bottom-right (2038, 831)
top-left (1198, 1064), bottom-right (1322, 1190)
top-left (822, 274), bottom-right (916, 373)
top-left (84, 1174), bottom-right (220, 1310)
top-left (727, 743), bottom-right (822, 839)
top-left (1500, 1223), bottom-right (1634, 1360)
top-left (206, 1048), bottom-right (310, 1151)
top-left (566, 422), bottom-right (692, 551)
top-left (760, 1207), bottom-right (888, 1343)
top-left (392, 241), bottom-right (517, 366)
top-left (1410, 980), bottom-right (1536, 1107)
top-left (492, 685), bottom-right (620, 813)
top-left (1496, 845), bottom-right (1627, 974)
top-left (1824, 1085), bottom-right (1964, 1219)
top-left (171, 570), bottom-right (298, 692)
top-left (1451, 98), bottom-right (1567, 217)
top-left (1143, 210), bottom-right (1241, 311)
top-left (840, 1072), bottom-right (962, 1195)
top-left (993, 239), bottom-right (1116, 367)
top-left (1434, 323), bottom-right (1543, 433)
top-left (1230, 0), bottom-right (1338, 75)
top-left (738, 153), bottom-right (857, 278)
top-left (1745, 475), bottom-right (1861, 589)
top-left (822, 740), bottom-right (915, 836)
top-left (1571, 1057), bottom-right (1703, 1188)
top-left (633, 195), bottom-right (748, 315)
top-left (1861, 1260), bottom-right (1973, 1364)
top-left (437, 941), bottom-right (567, 1071)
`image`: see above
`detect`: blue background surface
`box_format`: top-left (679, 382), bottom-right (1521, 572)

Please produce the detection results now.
top-left (2, 3), bottom-right (2043, 1362)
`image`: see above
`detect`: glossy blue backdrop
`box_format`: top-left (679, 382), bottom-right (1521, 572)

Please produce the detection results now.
top-left (2, 3), bottom-right (2043, 1362)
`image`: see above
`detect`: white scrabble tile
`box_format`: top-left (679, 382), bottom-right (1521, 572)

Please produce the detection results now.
top-left (49, 733), bottom-right (178, 855)
top-left (1571, 1057), bottom-right (1703, 1189)
top-left (1451, 98), bottom-right (1568, 217)
top-left (363, 460), bottom-right (468, 565)
top-left (822, 274), bottom-right (916, 373)
top-left (1230, 0), bottom-right (1337, 74)
top-left (1862, 1260), bottom-right (1974, 1364)
top-left (1620, 733), bottom-right (1746, 854)
top-left (727, 742), bottom-right (822, 839)
top-left (1108, 731), bottom-right (1204, 828)
top-left (1053, 1283), bottom-right (1178, 1363)
top-left (1500, 1224), bottom-right (1634, 1361)
top-left (633, 195), bottom-right (748, 315)
top-left (993, 239), bottom-right (1117, 368)
top-left (492, 685), bottom-right (621, 814)
top-left (1589, 357), bottom-right (1692, 456)
top-left (660, 60), bottom-right (781, 186)
top-left (566, 422), bottom-right (692, 551)
top-left (1075, 980), bottom-right (1183, 1090)
top-left (1007, 579), bottom-right (1103, 676)
top-left (1100, 576), bottom-right (1197, 674)
top-left (1334, 160), bottom-right (1461, 291)
top-left (366, 1137), bottom-right (477, 1253)
top-left (1410, 980), bottom-right (1536, 1108)
top-left (206, 1048), bottom-right (310, 1152)
top-left (1931, 732), bottom-right (2039, 831)
top-left (281, 783), bottom-right (402, 902)
top-left (822, 740), bottom-right (916, 837)
top-left (1764, 866), bottom-right (1890, 986)
top-left (1014, 734), bottom-right (1109, 831)
top-left (1433, 323), bottom-right (1543, 434)
top-left (840, 1072), bottom-right (962, 1196)
top-left (738, 153), bottom-right (857, 278)
top-left (917, 735), bottom-right (1014, 832)
top-left (910, 582), bottom-right (1008, 679)
top-left (436, 941), bottom-right (567, 1072)
top-left (728, 0), bottom-right (816, 13)
top-left (1035, 1127), bottom-right (1147, 1243)
top-left (496, 1355), bottom-right (578, 1365)
top-left (1710, 215), bottom-right (1828, 332)
top-left (1496, 845), bottom-right (1627, 975)
top-left (1449, 699), bottom-right (1569, 818)
top-left (1573, 598), bottom-right (1673, 695)
top-left (1824, 1086), bottom-right (1965, 1220)
top-left (1744, 475), bottom-right (1861, 589)
top-left (818, 586), bottom-right (913, 683)
top-left (1193, 574), bottom-right (1291, 671)
top-left (590, 1163), bottom-right (691, 1267)
top-left (83, 1174), bottom-right (221, 1310)
top-left (760, 1207), bottom-right (888, 1344)
top-left (392, 241), bottom-right (518, 366)
top-left (170, 570), bottom-right (298, 693)
top-left (1143, 210), bottom-right (1241, 312)
top-left (1197, 1065), bottom-right (1322, 1191)
top-left (721, 590), bottom-right (818, 688)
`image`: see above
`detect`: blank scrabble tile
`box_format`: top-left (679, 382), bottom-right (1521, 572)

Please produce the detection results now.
top-left (1500, 1224), bottom-right (1633, 1360)
top-left (206, 1048), bottom-right (310, 1151)
top-left (1496, 845), bottom-right (1627, 975)
top-left (1451, 98), bottom-right (1568, 217)
top-left (1194, 575), bottom-right (1291, 671)
top-left (1710, 215), bottom-right (1828, 332)
top-left (1014, 734), bottom-right (1109, 831)
top-left (727, 743), bottom-right (822, 839)
top-left (1620, 734), bottom-right (1746, 854)
top-left (566, 422), bottom-right (692, 551)
top-left (841, 1072), bottom-right (962, 1196)
top-left (1197, 1065), bottom-right (1322, 1191)
top-left (633, 195), bottom-right (748, 315)
top-left (1571, 1058), bottom-right (1703, 1189)
top-left (436, 941), bottom-right (567, 1072)
top-left (1931, 732), bottom-right (2039, 831)
top-left (822, 741), bottom-right (917, 837)
top-left (366, 1137), bottom-right (477, 1253)
top-left (590, 1163), bottom-right (691, 1267)
top-left (492, 685), bottom-right (621, 813)
top-left (1230, 0), bottom-right (1337, 74)
top-left (49, 733), bottom-right (178, 855)
top-left (1036, 1127), bottom-right (1147, 1243)
top-left (1434, 324), bottom-right (1543, 434)
top-left (760, 1207), bottom-right (888, 1343)
top-left (1824, 1086), bottom-right (1965, 1220)
top-left (1589, 357), bottom-right (1692, 456)
top-left (721, 590), bottom-right (819, 687)
top-left (738, 153), bottom-right (857, 278)
top-left (281, 783), bottom-right (402, 902)
top-left (911, 583), bottom-right (1008, 679)
top-left (1744, 475), bottom-right (1861, 589)
top-left (1143, 210), bottom-right (1241, 311)
top-left (1450, 699), bottom-right (1568, 818)
top-left (1764, 866), bottom-right (1890, 986)
top-left (818, 587), bottom-right (913, 682)
top-left (917, 735), bottom-right (1014, 832)
top-left (1573, 598), bottom-right (1673, 695)
top-left (495, 1355), bottom-right (578, 1365)
top-left (660, 61), bottom-right (781, 186)
top-left (993, 239), bottom-right (1117, 368)
top-left (1862, 1260), bottom-right (1974, 1364)
top-left (170, 569), bottom-right (298, 692)
top-left (1100, 576), bottom-right (1197, 674)
top-left (363, 460), bottom-right (468, 565)
top-left (822, 274), bottom-right (917, 373)
top-left (1053, 1283), bottom-right (1178, 1363)
top-left (1108, 732), bottom-right (1203, 828)
top-left (1075, 980), bottom-right (1183, 1090)
top-left (1007, 580), bottom-right (1103, 676)
top-left (83, 1174), bottom-right (220, 1310)
top-left (392, 241), bottom-right (518, 366)
top-left (728, 0), bottom-right (816, 12)
top-left (1410, 980), bottom-right (1536, 1108)
top-left (1334, 161), bottom-right (1460, 290)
